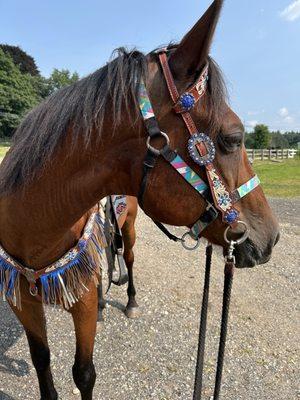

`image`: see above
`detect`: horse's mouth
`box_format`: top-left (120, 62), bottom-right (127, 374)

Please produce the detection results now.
top-left (228, 238), bottom-right (272, 269)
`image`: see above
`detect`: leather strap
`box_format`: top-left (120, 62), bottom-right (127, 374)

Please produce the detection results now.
top-left (159, 52), bottom-right (198, 135)
top-left (138, 149), bottom-right (159, 208)
top-left (158, 51), bottom-right (240, 224)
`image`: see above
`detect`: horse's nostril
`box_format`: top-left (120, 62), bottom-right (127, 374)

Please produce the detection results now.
top-left (274, 232), bottom-right (280, 246)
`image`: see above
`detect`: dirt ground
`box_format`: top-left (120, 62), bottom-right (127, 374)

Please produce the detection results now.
top-left (0, 198), bottom-right (299, 400)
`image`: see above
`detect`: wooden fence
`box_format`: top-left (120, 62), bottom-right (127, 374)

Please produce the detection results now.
top-left (246, 149), bottom-right (298, 161)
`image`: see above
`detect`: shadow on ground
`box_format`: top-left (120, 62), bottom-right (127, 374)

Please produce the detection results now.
top-left (0, 300), bottom-right (29, 378)
top-left (0, 390), bottom-right (15, 399)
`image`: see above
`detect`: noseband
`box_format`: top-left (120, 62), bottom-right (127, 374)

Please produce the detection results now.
top-left (137, 50), bottom-right (261, 399)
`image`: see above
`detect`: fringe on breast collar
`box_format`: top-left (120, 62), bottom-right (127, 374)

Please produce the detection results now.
top-left (0, 212), bottom-right (107, 310)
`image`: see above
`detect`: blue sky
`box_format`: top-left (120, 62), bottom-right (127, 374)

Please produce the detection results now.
top-left (1, 0), bottom-right (299, 131)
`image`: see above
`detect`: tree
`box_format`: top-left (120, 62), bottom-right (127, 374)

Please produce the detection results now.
top-left (269, 131), bottom-right (289, 149)
top-left (47, 68), bottom-right (79, 94)
top-left (245, 132), bottom-right (255, 148)
top-left (0, 44), bottom-right (39, 76)
top-left (0, 49), bottom-right (40, 137)
top-left (251, 124), bottom-right (271, 149)
top-left (283, 131), bottom-right (300, 148)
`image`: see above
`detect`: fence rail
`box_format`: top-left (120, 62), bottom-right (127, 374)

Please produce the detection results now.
top-left (246, 149), bottom-right (298, 161)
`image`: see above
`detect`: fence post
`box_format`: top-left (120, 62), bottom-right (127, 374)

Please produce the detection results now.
top-left (261, 149), bottom-right (264, 160)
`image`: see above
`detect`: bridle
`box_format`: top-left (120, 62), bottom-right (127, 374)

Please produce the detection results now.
top-left (138, 50), bottom-right (260, 249)
top-left (137, 49), bottom-right (261, 399)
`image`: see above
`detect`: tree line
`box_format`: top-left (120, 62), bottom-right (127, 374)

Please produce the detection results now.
top-left (245, 124), bottom-right (300, 149)
top-left (1, 45), bottom-right (299, 147)
top-left (0, 45), bottom-right (78, 137)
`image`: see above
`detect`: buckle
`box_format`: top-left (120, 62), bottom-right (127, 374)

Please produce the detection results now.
top-left (23, 268), bottom-right (37, 283)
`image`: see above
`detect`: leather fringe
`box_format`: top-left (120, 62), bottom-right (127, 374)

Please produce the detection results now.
top-left (0, 213), bottom-right (106, 310)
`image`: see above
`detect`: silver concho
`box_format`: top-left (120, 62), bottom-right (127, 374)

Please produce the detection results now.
top-left (188, 133), bottom-right (215, 166)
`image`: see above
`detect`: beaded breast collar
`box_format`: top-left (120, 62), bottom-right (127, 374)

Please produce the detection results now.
top-left (0, 211), bottom-right (106, 309)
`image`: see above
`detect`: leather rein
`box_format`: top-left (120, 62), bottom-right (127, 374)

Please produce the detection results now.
top-left (137, 49), bottom-right (260, 399)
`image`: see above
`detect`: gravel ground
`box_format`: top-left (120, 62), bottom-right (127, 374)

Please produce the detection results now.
top-left (0, 198), bottom-right (299, 400)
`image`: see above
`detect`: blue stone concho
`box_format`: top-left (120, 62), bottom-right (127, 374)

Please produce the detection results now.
top-left (179, 93), bottom-right (195, 111)
top-left (224, 209), bottom-right (239, 224)
top-left (188, 133), bottom-right (216, 166)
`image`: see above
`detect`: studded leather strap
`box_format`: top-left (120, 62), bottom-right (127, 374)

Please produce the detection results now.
top-left (159, 52), bottom-right (199, 136)
top-left (158, 51), bottom-right (239, 224)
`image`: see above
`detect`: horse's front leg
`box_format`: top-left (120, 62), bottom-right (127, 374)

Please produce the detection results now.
top-left (9, 281), bottom-right (58, 400)
top-left (69, 282), bottom-right (98, 400)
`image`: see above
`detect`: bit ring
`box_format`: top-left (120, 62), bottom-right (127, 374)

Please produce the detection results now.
top-left (224, 220), bottom-right (249, 245)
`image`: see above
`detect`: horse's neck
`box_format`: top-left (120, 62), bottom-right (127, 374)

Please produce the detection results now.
top-left (0, 128), bottom-right (143, 266)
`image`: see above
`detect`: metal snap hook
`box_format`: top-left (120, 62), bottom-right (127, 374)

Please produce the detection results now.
top-left (146, 132), bottom-right (170, 156)
top-left (181, 232), bottom-right (201, 251)
top-left (224, 220), bottom-right (249, 246)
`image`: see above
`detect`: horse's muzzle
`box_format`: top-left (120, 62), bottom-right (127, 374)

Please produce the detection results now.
top-left (233, 231), bottom-right (280, 268)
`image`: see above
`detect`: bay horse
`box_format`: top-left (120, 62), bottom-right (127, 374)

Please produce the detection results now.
top-left (0, 1), bottom-right (279, 399)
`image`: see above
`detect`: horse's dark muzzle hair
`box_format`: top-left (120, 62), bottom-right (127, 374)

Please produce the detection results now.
top-left (234, 231), bottom-right (280, 268)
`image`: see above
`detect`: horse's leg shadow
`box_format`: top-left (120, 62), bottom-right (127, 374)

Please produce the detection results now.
top-left (0, 300), bottom-right (30, 378)
top-left (0, 390), bottom-right (16, 399)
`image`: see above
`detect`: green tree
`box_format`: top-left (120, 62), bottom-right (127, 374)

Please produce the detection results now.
top-left (0, 44), bottom-right (39, 76)
top-left (0, 49), bottom-right (40, 137)
top-left (251, 124), bottom-right (271, 149)
top-left (47, 68), bottom-right (79, 94)
top-left (269, 131), bottom-right (289, 149)
top-left (245, 132), bottom-right (255, 148)
top-left (283, 131), bottom-right (300, 148)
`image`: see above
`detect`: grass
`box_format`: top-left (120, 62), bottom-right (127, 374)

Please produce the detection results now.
top-left (0, 139), bottom-right (299, 197)
top-left (0, 139), bottom-right (11, 158)
top-left (253, 158), bottom-right (300, 198)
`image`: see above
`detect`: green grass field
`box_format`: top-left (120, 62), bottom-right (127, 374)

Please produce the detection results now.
top-left (0, 139), bottom-right (299, 197)
top-left (0, 140), bottom-right (11, 158)
top-left (253, 158), bottom-right (300, 198)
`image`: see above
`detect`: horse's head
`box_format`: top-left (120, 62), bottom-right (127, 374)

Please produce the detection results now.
top-left (141, 0), bottom-right (279, 267)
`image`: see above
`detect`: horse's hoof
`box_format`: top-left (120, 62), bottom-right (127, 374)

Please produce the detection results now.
top-left (124, 306), bottom-right (141, 319)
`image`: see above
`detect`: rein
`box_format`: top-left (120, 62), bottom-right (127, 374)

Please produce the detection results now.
top-left (137, 49), bottom-right (259, 399)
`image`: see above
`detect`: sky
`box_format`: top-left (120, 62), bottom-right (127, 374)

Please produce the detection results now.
top-left (0, 0), bottom-right (299, 132)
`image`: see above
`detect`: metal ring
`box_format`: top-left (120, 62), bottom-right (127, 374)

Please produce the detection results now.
top-left (224, 220), bottom-right (249, 245)
top-left (146, 132), bottom-right (170, 156)
top-left (29, 286), bottom-right (38, 297)
top-left (181, 232), bottom-right (201, 251)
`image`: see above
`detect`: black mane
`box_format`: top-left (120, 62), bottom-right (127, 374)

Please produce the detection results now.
top-left (0, 46), bottom-right (226, 195)
top-left (0, 48), bottom-right (147, 194)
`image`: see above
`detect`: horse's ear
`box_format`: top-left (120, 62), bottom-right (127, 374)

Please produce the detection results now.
top-left (169, 0), bottom-right (223, 79)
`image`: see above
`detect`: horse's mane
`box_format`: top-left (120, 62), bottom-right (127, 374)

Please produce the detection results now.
top-left (0, 46), bottom-right (226, 195)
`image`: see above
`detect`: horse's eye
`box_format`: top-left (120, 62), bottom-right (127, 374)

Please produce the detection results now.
top-left (218, 132), bottom-right (244, 153)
